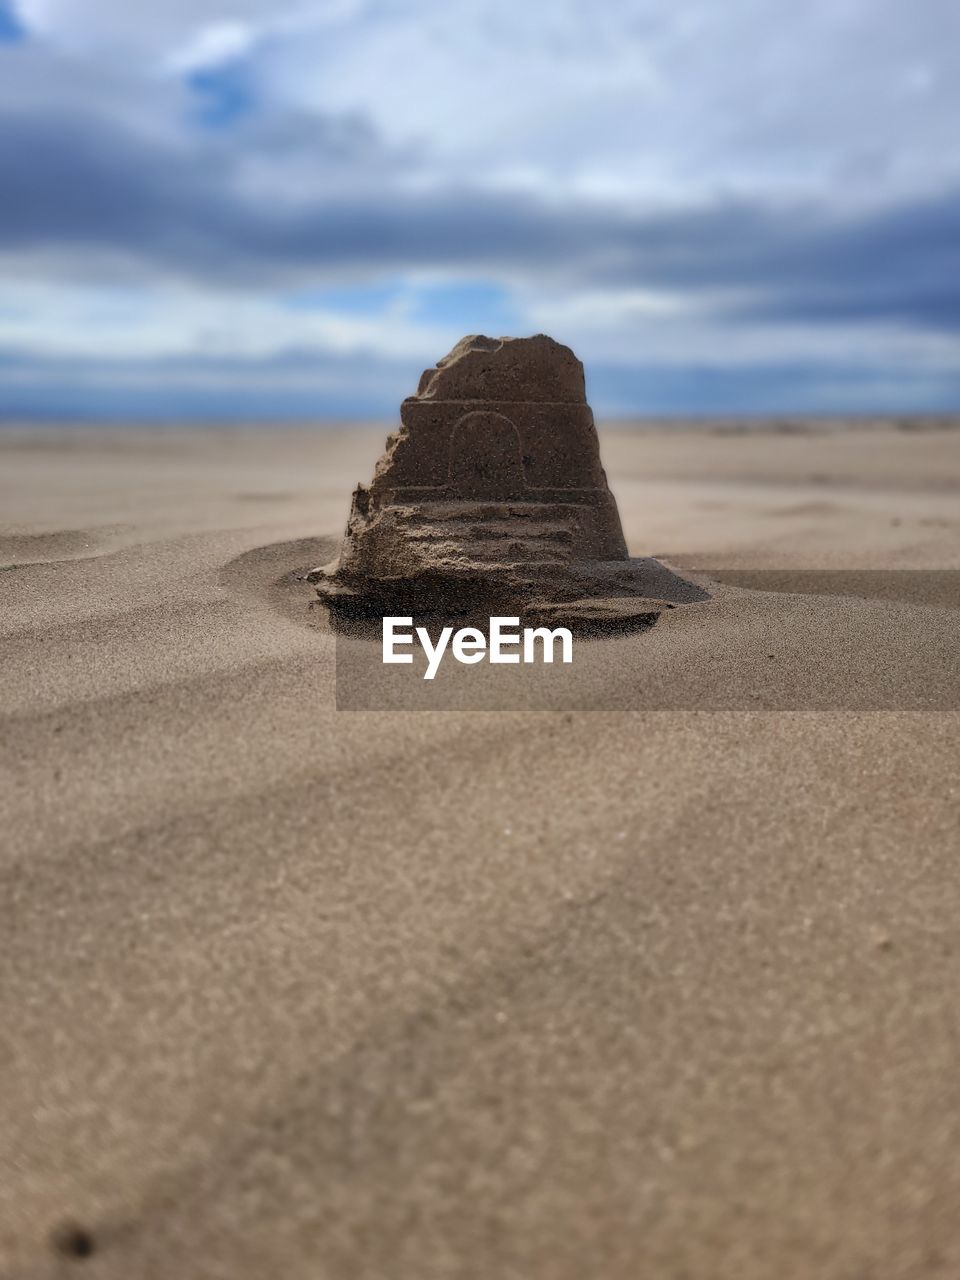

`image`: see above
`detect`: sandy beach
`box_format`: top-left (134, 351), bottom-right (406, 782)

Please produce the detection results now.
top-left (2, 419), bottom-right (960, 1279)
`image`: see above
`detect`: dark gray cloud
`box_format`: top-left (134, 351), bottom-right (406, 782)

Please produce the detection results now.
top-left (2, 98), bottom-right (959, 339)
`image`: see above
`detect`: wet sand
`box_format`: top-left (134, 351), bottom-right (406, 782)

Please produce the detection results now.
top-left (2, 420), bottom-right (960, 1279)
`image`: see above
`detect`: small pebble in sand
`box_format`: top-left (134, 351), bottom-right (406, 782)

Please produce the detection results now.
top-left (50, 1221), bottom-right (96, 1259)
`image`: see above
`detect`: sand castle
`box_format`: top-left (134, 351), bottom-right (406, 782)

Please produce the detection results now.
top-left (310, 334), bottom-right (701, 621)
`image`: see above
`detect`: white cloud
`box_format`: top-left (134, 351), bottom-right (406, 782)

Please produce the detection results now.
top-left (164, 21), bottom-right (258, 75)
top-left (0, 280), bottom-right (453, 362)
top-left (1, 276), bottom-right (955, 389)
top-left (11, 1), bottom-right (960, 205)
top-left (12, 0), bottom-right (270, 60)
top-left (251, 0), bottom-right (960, 206)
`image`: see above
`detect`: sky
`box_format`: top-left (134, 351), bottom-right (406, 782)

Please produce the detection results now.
top-left (0, 0), bottom-right (958, 419)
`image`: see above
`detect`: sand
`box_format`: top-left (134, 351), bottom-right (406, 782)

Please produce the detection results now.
top-left (2, 419), bottom-right (959, 1279)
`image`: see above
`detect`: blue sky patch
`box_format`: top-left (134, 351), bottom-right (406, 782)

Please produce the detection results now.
top-left (0, 2), bottom-right (25, 42)
top-left (187, 61), bottom-right (256, 128)
top-left (406, 280), bottom-right (522, 334)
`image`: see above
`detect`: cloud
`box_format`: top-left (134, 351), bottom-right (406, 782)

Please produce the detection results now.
top-left (164, 21), bottom-right (257, 75)
top-left (11, 0), bottom-right (281, 62)
top-left (10, 0), bottom-right (960, 201)
top-left (254, 0), bottom-right (960, 204)
top-left (2, 94), bottom-right (957, 338)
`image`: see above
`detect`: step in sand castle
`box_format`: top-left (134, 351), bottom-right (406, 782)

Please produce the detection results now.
top-left (310, 334), bottom-right (707, 623)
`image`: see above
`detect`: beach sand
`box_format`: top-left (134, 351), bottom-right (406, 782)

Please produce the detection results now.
top-left (2, 420), bottom-right (959, 1278)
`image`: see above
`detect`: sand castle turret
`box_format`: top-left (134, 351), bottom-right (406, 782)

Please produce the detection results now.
top-left (311, 334), bottom-right (697, 620)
